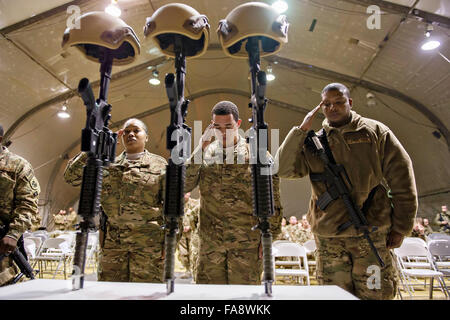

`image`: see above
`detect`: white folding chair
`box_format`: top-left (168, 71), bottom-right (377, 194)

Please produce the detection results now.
top-left (273, 241), bottom-right (300, 267)
top-left (273, 242), bottom-right (310, 285)
top-left (34, 238), bottom-right (71, 279)
top-left (404, 237), bottom-right (427, 247)
top-left (401, 237), bottom-right (429, 267)
top-left (303, 239), bottom-right (317, 254)
top-left (31, 231), bottom-right (49, 243)
top-left (23, 238), bottom-right (37, 260)
top-left (303, 239), bottom-right (317, 274)
top-left (427, 233), bottom-right (450, 242)
top-left (85, 232), bottom-right (99, 271)
top-left (394, 242), bottom-right (448, 299)
top-left (428, 240), bottom-right (450, 293)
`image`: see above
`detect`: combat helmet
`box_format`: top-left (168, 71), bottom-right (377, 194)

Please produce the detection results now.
top-left (218, 2), bottom-right (289, 59)
top-left (143, 3), bottom-right (210, 58)
top-left (62, 11), bottom-right (140, 65)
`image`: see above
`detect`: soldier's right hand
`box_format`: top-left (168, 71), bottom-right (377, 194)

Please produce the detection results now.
top-left (0, 236), bottom-right (17, 254)
top-left (200, 123), bottom-right (216, 151)
top-left (299, 101), bottom-right (324, 132)
top-left (116, 129), bottom-right (124, 145)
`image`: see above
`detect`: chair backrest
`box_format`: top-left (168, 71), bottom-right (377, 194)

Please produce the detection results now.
top-left (273, 242), bottom-right (307, 258)
top-left (403, 237), bottom-right (427, 247)
top-left (273, 240), bottom-right (292, 247)
top-left (395, 242), bottom-right (429, 258)
top-left (428, 240), bottom-right (450, 258)
top-left (23, 238), bottom-right (37, 259)
top-left (41, 238), bottom-right (67, 250)
top-left (303, 239), bottom-right (317, 253)
top-left (427, 233), bottom-right (450, 241)
top-left (56, 233), bottom-right (75, 246)
top-left (31, 231), bottom-right (49, 243)
top-left (26, 236), bottom-right (42, 249)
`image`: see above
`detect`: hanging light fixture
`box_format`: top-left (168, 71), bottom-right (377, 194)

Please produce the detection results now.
top-left (366, 92), bottom-right (376, 107)
top-left (105, 0), bottom-right (121, 17)
top-left (149, 69), bottom-right (160, 86)
top-left (57, 104), bottom-right (71, 119)
top-left (272, 1), bottom-right (288, 14)
top-left (266, 65), bottom-right (275, 81)
top-left (421, 23), bottom-right (441, 51)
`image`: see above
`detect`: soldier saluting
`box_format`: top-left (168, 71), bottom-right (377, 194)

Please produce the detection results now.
top-left (276, 83), bottom-right (418, 300)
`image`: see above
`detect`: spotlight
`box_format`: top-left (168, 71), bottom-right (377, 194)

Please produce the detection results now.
top-left (105, 0), bottom-right (121, 17)
top-left (272, 1), bottom-right (288, 14)
top-left (57, 105), bottom-right (71, 119)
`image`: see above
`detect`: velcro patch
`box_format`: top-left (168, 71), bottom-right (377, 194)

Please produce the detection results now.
top-left (344, 132), bottom-right (371, 145)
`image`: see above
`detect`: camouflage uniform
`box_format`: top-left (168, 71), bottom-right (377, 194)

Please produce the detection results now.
top-left (293, 226), bottom-right (314, 245)
top-left (423, 224), bottom-right (433, 236)
top-left (30, 211), bottom-right (42, 232)
top-left (188, 202), bottom-right (200, 280)
top-left (53, 213), bottom-right (67, 231)
top-left (434, 211), bottom-right (450, 234)
top-left (0, 147), bottom-right (40, 286)
top-left (65, 210), bottom-right (78, 231)
top-left (185, 135), bottom-right (283, 285)
top-left (276, 111), bottom-right (418, 299)
top-left (177, 197), bottom-right (200, 272)
top-left (275, 224), bottom-right (290, 241)
top-left (285, 224), bottom-right (299, 242)
top-left (64, 150), bottom-right (167, 283)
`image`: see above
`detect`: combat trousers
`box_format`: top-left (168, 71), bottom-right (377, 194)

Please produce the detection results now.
top-left (195, 246), bottom-right (262, 285)
top-left (0, 256), bottom-right (17, 286)
top-left (177, 233), bottom-right (191, 272)
top-left (315, 230), bottom-right (398, 300)
top-left (98, 247), bottom-right (164, 283)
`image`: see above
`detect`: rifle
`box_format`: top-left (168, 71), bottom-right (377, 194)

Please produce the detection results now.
top-left (305, 130), bottom-right (385, 268)
top-left (245, 36), bottom-right (276, 297)
top-left (438, 212), bottom-right (450, 232)
top-left (162, 35), bottom-right (192, 294)
top-left (0, 225), bottom-right (36, 284)
top-left (72, 48), bottom-right (117, 290)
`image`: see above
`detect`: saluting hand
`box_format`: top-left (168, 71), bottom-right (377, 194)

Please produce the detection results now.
top-left (299, 101), bottom-right (324, 132)
top-left (116, 129), bottom-right (124, 145)
top-left (200, 123), bottom-right (216, 151)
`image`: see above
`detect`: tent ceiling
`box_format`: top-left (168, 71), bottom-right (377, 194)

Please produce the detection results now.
top-left (0, 0), bottom-right (449, 222)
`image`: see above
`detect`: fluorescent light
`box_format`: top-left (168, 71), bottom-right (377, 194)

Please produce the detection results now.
top-left (421, 40), bottom-right (440, 51)
top-left (272, 1), bottom-right (288, 14)
top-left (105, 2), bottom-right (121, 17)
top-left (149, 78), bottom-right (160, 86)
